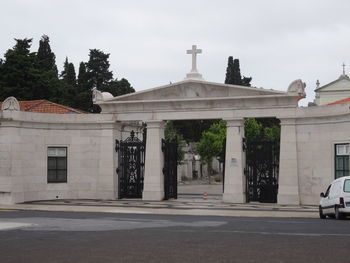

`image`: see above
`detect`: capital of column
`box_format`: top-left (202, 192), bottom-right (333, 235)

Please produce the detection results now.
top-left (223, 118), bottom-right (244, 127)
top-left (145, 120), bottom-right (165, 129)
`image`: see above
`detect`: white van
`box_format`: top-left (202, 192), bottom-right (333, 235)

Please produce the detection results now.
top-left (319, 176), bottom-right (350, 219)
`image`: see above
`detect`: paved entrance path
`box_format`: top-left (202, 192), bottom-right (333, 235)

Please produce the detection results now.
top-left (178, 182), bottom-right (223, 195)
top-left (0, 181), bottom-right (318, 218)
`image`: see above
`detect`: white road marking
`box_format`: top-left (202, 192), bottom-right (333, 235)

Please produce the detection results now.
top-left (0, 222), bottom-right (33, 231)
top-left (266, 220), bottom-right (315, 224)
top-left (210, 230), bottom-right (350, 237)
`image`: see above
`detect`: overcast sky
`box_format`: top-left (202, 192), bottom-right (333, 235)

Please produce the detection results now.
top-left (1, 0), bottom-right (350, 105)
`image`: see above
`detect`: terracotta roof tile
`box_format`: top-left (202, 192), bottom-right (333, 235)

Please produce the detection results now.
top-left (327, 97), bottom-right (350, 105)
top-left (0, 100), bottom-right (86, 114)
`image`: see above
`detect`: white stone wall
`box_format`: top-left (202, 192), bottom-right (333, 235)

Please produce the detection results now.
top-left (295, 115), bottom-right (350, 205)
top-left (316, 90), bottom-right (350, 105)
top-left (0, 110), bottom-right (119, 204)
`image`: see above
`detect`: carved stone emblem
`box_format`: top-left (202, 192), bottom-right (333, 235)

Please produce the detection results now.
top-left (1, 96), bottom-right (20, 111)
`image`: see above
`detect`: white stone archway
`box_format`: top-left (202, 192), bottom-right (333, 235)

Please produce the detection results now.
top-left (95, 77), bottom-right (305, 205)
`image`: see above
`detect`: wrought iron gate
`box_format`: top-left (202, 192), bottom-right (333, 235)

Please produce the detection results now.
top-left (116, 130), bottom-right (145, 199)
top-left (162, 138), bottom-right (178, 200)
top-left (244, 139), bottom-right (279, 203)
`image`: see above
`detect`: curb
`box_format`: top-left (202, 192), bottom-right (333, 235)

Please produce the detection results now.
top-left (0, 200), bottom-right (319, 219)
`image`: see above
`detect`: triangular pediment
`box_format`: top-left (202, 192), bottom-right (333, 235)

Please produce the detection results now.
top-left (109, 79), bottom-right (285, 102)
top-left (316, 75), bottom-right (350, 92)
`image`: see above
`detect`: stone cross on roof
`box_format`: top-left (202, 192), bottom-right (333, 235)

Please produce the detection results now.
top-left (342, 62), bottom-right (346, 75)
top-left (185, 45), bottom-right (204, 80)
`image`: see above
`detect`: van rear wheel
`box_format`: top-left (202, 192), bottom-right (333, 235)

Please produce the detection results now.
top-left (319, 206), bottom-right (326, 219)
top-left (335, 206), bottom-right (343, 220)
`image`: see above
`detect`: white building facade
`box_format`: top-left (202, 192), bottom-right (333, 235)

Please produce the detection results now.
top-left (314, 71), bottom-right (350, 105)
top-left (1, 47), bottom-right (350, 206)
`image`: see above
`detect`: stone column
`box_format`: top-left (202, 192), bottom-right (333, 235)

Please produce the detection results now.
top-left (278, 118), bottom-right (300, 205)
top-left (223, 119), bottom-right (245, 203)
top-left (113, 122), bottom-right (123, 199)
top-left (142, 120), bottom-right (165, 201)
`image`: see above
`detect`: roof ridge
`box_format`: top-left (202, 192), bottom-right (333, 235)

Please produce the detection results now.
top-left (315, 75), bottom-right (350, 91)
top-left (23, 100), bottom-right (46, 111)
top-left (37, 100), bottom-right (86, 113)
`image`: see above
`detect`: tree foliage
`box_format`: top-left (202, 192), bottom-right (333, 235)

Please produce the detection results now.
top-left (86, 49), bottom-right (113, 90)
top-left (244, 118), bottom-right (280, 141)
top-left (164, 122), bottom-right (185, 163)
top-left (171, 119), bottom-right (219, 142)
top-left (225, 56), bottom-right (252, 87)
top-left (0, 36), bottom-right (135, 112)
top-left (196, 120), bottom-right (227, 180)
top-left (0, 38), bottom-right (40, 100)
top-left (37, 35), bottom-right (58, 75)
top-left (195, 118), bottom-right (280, 180)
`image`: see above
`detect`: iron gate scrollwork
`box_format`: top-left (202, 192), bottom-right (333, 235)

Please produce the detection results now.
top-left (244, 139), bottom-right (279, 203)
top-left (162, 138), bottom-right (178, 200)
top-left (116, 130), bottom-right (146, 199)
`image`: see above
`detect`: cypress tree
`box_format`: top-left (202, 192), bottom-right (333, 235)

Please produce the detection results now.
top-left (61, 57), bottom-right (76, 86)
top-left (37, 35), bottom-right (58, 75)
top-left (225, 56), bottom-right (234, 84)
top-left (232, 59), bottom-right (242, 85)
top-left (77, 62), bottom-right (88, 88)
top-left (59, 57), bottom-right (78, 107)
top-left (224, 57), bottom-right (252, 87)
top-left (75, 62), bottom-right (91, 111)
top-left (35, 35), bottom-right (60, 100)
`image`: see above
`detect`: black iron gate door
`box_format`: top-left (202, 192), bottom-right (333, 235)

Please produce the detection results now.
top-left (244, 139), bottom-right (279, 203)
top-left (162, 138), bottom-right (178, 200)
top-left (116, 131), bottom-right (145, 199)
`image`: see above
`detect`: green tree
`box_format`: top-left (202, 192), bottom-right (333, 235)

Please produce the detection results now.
top-left (105, 78), bottom-right (135, 97)
top-left (244, 118), bottom-right (280, 141)
top-left (164, 122), bottom-right (185, 164)
top-left (35, 35), bottom-right (60, 101)
top-left (172, 119), bottom-right (219, 143)
top-left (86, 49), bottom-right (113, 89)
top-left (224, 57), bottom-right (252, 87)
top-left (61, 57), bottom-right (76, 86)
top-left (0, 38), bottom-right (39, 100)
top-left (196, 120), bottom-right (227, 183)
top-left (244, 118), bottom-right (262, 139)
top-left (75, 62), bottom-right (91, 111)
top-left (37, 35), bottom-right (58, 75)
top-left (60, 57), bottom-right (78, 107)
top-left (225, 56), bottom-right (235, 84)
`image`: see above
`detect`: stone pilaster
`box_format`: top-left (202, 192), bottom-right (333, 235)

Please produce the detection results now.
top-left (142, 120), bottom-right (165, 201)
top-left (223, 119), bottom-right (245, 203)
top-left (278, 118), bottom-right (300, 205)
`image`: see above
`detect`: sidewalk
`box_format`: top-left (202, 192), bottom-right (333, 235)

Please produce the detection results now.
top-left (0, 196), bottom-right (319, 218)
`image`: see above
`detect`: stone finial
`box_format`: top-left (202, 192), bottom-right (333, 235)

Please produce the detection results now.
top-left (185, 45), bottom-right (204, 80)
top-left (316, 79), bottom-right (320, 89)
top-left (1, 96), bottom-right (20, 111)
top-left (339, 63), bottom-right (349, 79)
top-left (287, 79), bottom-right (306, 101)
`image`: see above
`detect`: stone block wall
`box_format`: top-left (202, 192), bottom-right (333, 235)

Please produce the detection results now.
top-left (295, 115), bottom-right (350, 205)
top-left (0, 110), bottom-right (119, 204)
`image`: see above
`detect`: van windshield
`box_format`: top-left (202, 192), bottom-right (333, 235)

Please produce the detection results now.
top-left (344, 179), bottom-right (350, 192)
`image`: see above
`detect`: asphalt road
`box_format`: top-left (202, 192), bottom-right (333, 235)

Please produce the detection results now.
top-left (0, 210), bottom-right (349, 263)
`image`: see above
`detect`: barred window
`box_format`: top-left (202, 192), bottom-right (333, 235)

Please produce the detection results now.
top-left (335, 144), bottom-right (349, 179)
top-left (47, 147), bottom-right (67, 183)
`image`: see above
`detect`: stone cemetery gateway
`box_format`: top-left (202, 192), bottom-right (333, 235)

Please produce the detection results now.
top-left (1, 45), bottom-right (350, 205)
